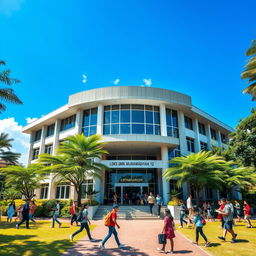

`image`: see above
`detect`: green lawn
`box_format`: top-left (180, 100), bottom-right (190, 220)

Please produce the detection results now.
top-left (0, 218), bottom-right (96, 256)
top-left (177, 220), bottom-right (256, 256)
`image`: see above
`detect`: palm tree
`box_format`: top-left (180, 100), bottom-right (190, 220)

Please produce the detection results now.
top-left (242, 40), bottom-right (256, 100)
top-left (163, 151), bottom-right (228, 205)
top-left (0, 60), bottom-right (22, 112)
top-left (0, 133), bottom-right (20, 165)
top-left (223, 164), bottom-right (256, 198)
top-left (0, 164), bottom-right (45, 200)
top-left (38, 134), bottom-right (108, 207)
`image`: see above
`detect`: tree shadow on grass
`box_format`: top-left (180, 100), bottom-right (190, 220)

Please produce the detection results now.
top-left (0, 234), bottom-right (35, 243)
top-left (0, 238), bottom-right (74, 256)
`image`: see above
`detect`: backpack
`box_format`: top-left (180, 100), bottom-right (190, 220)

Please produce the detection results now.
top-left (200, 216), bottom-right (206, 225)
top-left (104, 211), bottom-right (112, 226)
top-left (76, 211), bottom-right (84, 222)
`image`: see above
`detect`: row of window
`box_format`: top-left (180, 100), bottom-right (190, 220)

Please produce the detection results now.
top-left (184, 116), bottom-right (228, 143)
top-left (186, 137), bottom-right (208, 153)
top-left (33, 108), bottom-right (228, 143)
top-left (40, 180), bottom-right (93, 199)
top-left (32, 144), bottom-right (53, 160)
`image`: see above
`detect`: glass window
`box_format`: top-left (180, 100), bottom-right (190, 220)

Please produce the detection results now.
top-left (60, 115), bottom-right (76, 131)
top-left (120, 124), bottom-right (131, 134)
top-left (55, 183), bottom-right (70, 199)
top-left (103, 104), bottom-right (161, 136)
top-left (81, 179), bottom-right (94, 199)
top-left (111, 110), bottom-right (119, 123)
top-left (132, 124), bottom-right (144, 134)
top-left (210, 128), bottom-right (217, 140)
top-left (146, 111), bottom-right (153, 124)
top-left (221, 133), bottom-right (228, 144)
top-left (104, 111), bottom-right (111, 124)
top-left (166, 109), bottom-right (179, 138)
top-left (46, 124), bottom-right (55, 137)
top-left (34, 130), bottom-right (42, 142)
top-left (44, 144), bottom-right (53, 155)
top-left (146, 124), bottom-right (154, 134)
top-left (185, 116), bottom-right (193, 130)
top-left (111, 124), bottom-right (119, 134)
top-left (120, 110), bottom-right (130, 123)
top-left (82, 108), bottom-right (98, 137)
top-left (186, 137), bottom-right (195, 152)
top-left (103, 124), bottom-right (110, 135)
top-left (40, 184), bottom-right (49, 199)
top-left (198, 122), bottom-right (206, 135)
top-left (200, 141), bottom-right (208, 151)
top-left (32, 148), bottom-right (40, 160)
top-left (132, 110), bottom-right (144, 123)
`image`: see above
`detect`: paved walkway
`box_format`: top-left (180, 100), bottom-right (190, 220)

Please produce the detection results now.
top-left (63, 220), bottom-right (209, 256)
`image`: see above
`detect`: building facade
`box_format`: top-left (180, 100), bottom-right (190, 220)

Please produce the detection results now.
top-left (22, 86), bottom-right (233, 204)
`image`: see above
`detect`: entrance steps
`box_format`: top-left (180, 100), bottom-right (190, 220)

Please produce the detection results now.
top-left (93, 205), bottom-right (167, 220)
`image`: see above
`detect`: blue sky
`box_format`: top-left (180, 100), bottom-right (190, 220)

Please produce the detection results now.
top-left (0, 0), bottom-right (255, 129)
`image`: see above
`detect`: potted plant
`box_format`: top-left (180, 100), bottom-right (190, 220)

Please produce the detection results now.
top-left (167, 189), bottom-right (181, 220)
top-left (85, 188), bottom-right (99, 219)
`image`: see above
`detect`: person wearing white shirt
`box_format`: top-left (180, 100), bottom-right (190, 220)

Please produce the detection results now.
top-left (52, 200), bottom-right (62, 228)
top-left (187, 195), bottom-right (193, 221)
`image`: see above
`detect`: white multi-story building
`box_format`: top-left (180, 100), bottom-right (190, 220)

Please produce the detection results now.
top-left (22, 86), bottom-right (233, 204)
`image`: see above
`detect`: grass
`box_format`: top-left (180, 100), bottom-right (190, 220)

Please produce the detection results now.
top-left (0, 218), bottom-right (96, 256)
top-left (177, 220), bottom-right (256, 256)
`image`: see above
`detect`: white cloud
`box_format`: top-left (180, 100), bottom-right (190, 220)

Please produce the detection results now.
top-left (26, 117), bottom-right (38, 124)
top-left (82, 74), bottom-right (87, 84)
top-left (113, 78), bottom-right (120, 85)
top-left (0, 0), bottom-right (25, 16)
top-left (0, 117), bottom-right (30, 165)
top-left (143, 78), bottom-right (152, 87)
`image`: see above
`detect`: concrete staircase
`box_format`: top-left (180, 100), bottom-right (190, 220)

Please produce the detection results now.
top-left (93, 205), bottom-right (167, 220)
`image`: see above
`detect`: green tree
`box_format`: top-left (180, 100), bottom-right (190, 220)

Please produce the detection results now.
top-left (0, 133), bottom-right (20, 164)
top-left (163, 151), bottom-right (227, 205)
top-left (242, 40), bottom-right (256, 100)
top-left (0, 61), bottom-right (22, 112)
top-left (228, 109), bottom-right (256, 167)
top-left (0, 164), bottom-right (45, 200)
top-left (38, 134), bottom-right (108, 207)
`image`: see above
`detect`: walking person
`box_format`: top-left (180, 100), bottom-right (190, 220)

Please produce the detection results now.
top-left (7, 200), bottom-right (16, 223)
top-left (207, 202), bottom-right (214, 222)
top-left (157, 209), bottom-right (176, 254)
top-left (156, 194), bottom-right (163, 217)
top-left (15, 204), bottom-right (23, 222)
top-left (70, 204), bottom-right (95, 241)
top-left (217, 200), bottom-right (225, 229)
top-left (148, 192), bottom-right (155, 215)
top-left (16, 199), bottom-right (30, 229)
top-left (113, 192), bottom-right (118, 204)
top-left (143, 193), bottom-right (148, 205)
top-left (99, 204), bottom-right (126, 249)
top-left (243, 200), bottom-right (253, 228)
top-left (70, 200), bottom-right (78, 226)
top-left (193, 209), bottom-right (210, 247)
top-left (216, 198), bottom-right (237, 243)
top-left (234, 201), bottom-right (242, 222)
top-left (51, 200), bottom-right (62, 228)
top-left (29, 201), bottom-right (36, 223)
top-left (179, 200), bottom-right (188, 228)
top-left (187, 195), bottom-right (193, 224)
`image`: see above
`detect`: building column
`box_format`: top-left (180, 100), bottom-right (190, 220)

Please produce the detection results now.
top-left (161, 145), bottom-right (170, 205)
top-left (27, 132), bottom-right (34, 166)
top-left (160, 104), bottom-right (167, 136)
top-left (39, 126), bottom-right (47, 155)
top-left (194, 119), bottom-right (201, 152)
top-left (177, 110), bottom-right (187, 154)
top-left (94, 178), bottom-right (102, 203)
top-left (206, 124), bottom-right (212, 150)
top-left (217, 130), bottom-right (222, 147)
top-left (74, 109), bottom-right (83, 134)
top-left (97, 104), bottom-right (104, 135)
top-left (53, 119), bottom-right (61, 155)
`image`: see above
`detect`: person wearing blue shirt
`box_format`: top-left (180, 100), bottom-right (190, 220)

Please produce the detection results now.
top-left (16, 199), bottom-right (30, 229)
top-left (156, 194), bottom-right (163, 217)
top-left (193, 210), bottom-right (210, 247)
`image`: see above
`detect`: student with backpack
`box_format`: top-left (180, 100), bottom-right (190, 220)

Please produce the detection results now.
top-left (70, 204), bottom-right (95, 241)
top-left (179, 200), bottom-right (188, 228)
top-left (193, 209), bottom-right (210, 247)
top-left (99, 204), bottom-right (126, 249)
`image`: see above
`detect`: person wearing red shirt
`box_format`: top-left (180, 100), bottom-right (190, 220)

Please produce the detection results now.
top-left (243, 201), bottom-right (253, 228)
top-left (217, 200), bottom-right (225, 229)
top-left (70, 201), bottom-right (78, 226)
top-left (99, 204), bottom-right (126, 249)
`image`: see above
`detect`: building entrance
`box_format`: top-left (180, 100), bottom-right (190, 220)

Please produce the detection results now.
top-left (115, 183), bottom-right (149, 205)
